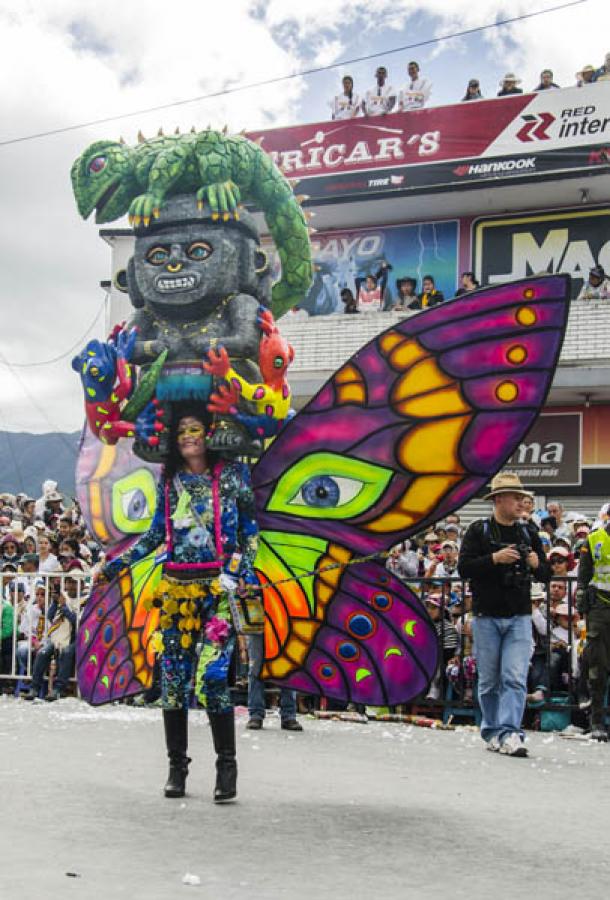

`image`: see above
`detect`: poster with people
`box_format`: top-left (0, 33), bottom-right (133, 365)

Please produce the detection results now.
top-left (266, 220), bottom-right (458, 316)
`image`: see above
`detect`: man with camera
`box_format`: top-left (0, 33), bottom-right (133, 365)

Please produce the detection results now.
top-left (576, 514), bottom-right (610, 741)
top-left (458, 473), bottom-right (550, 756)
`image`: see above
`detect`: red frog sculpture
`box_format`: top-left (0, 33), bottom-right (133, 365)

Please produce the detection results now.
top-left (204, 308), bottom-right (295, 439)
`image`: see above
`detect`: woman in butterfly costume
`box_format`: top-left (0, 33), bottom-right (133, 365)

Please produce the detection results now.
top-left (101, 406), bottom-right (258, 802)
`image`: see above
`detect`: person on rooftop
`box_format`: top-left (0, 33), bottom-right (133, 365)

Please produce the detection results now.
top-left (533, 69), bottom-right (560, 91)
top-left (595, 52), bottom-right (610, 83)
top-left (355, 262), bottom-right (391, 311)
top-left (357, 274), bottom-right (383, 312)
top-left (340, 288), bottom-right (360, 314)
top-left (362, 66), bottom-right (396, 116)
top-left (398, 61), bottom-right (432, 111)
top-left (454, 271), bottom-right (480, 296)
top-left (497, 73), bottom-right (523, 96)
top-left (576, 64), bottom-right (596, 86)
top-left (577, 265), bottom-right (610, 300)
top-left (330, 75), bottom-right (360, 120)
top-left (414, 274), bottom-right (444, 310)
top-left (393, 277), bottom-right (417, 311)
top-left (461, 79), bottom-right (482, 101)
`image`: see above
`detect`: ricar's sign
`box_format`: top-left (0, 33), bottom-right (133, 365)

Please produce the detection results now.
top-left (264, 129), bottom-right (441, 172)
top-left (246, 84), bottom-right (610, 200)
top-left (247, 96), bottom-right (529, 198)
top-left (473, 207), bottom-right (610, 297)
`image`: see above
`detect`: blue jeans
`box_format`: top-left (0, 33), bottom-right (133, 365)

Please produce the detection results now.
top-left (31, 640), bottom-right (75, 694)
top-left (247, 633), bottom-right (296, 721)
top-left (472, 615), bottom-right (532, 743)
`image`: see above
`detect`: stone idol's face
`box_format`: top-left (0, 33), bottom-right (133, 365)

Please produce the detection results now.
top-left (134, 223), bottom-right (247, 308)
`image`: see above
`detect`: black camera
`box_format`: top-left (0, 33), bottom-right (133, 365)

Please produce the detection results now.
top-left (495, 542), bottom-right (532, 590)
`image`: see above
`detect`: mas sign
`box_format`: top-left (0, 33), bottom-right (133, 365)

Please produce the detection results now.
top-left (473, 208), bottom-right (610, 297)
top-left (504, 413), bottom-right (582, 487)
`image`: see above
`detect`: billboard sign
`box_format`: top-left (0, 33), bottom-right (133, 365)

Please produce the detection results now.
top-left (504, 412), bottom-right (582, 486)
top-left (473, 207), bottom-right (610, 297)
top-left (265, 220), bottom-right (458, 316)
top-left (246, 85), bottom-right (610, 200)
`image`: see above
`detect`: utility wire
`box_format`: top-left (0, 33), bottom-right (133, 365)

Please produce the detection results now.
top-left (0, 345), bottom-right (80, 456)
top-left (0, 0), bottom-right (587, 148)
top-left (0, 292), bottom-right (110, 449)
top-left (0, 294), bottom-right (106, 368)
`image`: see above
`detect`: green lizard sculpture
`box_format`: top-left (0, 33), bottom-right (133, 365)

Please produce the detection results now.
top-left (71, 128), bottom-right (312, 317)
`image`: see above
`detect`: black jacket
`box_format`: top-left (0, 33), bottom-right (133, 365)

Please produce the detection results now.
top-left (408, 290), bottom-right (445, 310)
top-left (458, 517), bottom-right (550, 617)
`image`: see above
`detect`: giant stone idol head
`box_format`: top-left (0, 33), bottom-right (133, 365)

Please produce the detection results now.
top-left (127, 195), bottom-right (269, 313)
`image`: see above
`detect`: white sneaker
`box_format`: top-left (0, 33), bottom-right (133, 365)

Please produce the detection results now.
top-left (486, 736), bottom-right (501, 752)
top-left (499, 732), bottom-right (528, 757)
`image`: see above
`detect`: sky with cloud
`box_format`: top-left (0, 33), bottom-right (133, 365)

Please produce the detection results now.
top-left (0, 0), bottom-right (607, 435)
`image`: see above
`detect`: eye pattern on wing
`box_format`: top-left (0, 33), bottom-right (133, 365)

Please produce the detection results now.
top-left (76, 553), bottom-right (162, 705)
top-left (76, 425), bottom-right (161, 550)
top-left (253, 276), bottom-right (571, 704)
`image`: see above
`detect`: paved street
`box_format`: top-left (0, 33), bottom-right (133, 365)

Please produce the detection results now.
top-left (0, 696), bottom-right (608, 900)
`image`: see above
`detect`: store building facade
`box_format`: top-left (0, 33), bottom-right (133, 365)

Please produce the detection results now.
top-left (100, 83), bottom-right (610, 515)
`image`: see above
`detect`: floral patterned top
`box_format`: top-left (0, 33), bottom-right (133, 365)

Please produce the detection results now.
top-left (106, 461), bottom-right (258, 582)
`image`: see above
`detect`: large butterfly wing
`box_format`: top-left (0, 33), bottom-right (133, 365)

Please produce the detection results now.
top-left (253, 275), bottom-right (571, 703)
top-left (77, 553), bottom-right (162, 705)
top-left (263, 556), bottom-right (438, 705)
top-left (75, 426), bottom-right (163, 704)
top-left (76, 424), bottom-right (161, 553)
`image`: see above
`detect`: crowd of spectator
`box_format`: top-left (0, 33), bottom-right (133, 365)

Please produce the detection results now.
top-left (341, 268), bottom-right (483, 314)
top-left (0, 480), bottom-right (96, 699)
top-left (0, 477), bottom-right (604, 730)
top-left (386, 499), bottom-right (601, 727)
top-left (340, 262), bottom-right (609, 314)
top-left (330, 52), bottom-right (610, 119)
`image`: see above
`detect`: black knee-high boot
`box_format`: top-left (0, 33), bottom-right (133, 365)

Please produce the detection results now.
top-left (207, 709), bottom-right (237, 803)
top-left (163, 709), bottom-right (190, 798)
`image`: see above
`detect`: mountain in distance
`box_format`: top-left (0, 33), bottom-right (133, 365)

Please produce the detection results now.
top-left (0, 430), bottom-right (81, 499)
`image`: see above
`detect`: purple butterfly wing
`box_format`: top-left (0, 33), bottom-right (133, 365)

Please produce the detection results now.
top-left (255, 275), bottom-right (571, 549)
top-left (254, 275), bottom-right (570, 705)
top-left (77, 553), bottom-right (161, 705)
top-left (77, 579), bottom-right (142, 705)
top-left (277, 562), bottom-right (438, 705)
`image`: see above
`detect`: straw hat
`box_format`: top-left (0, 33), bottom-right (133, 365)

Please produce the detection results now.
top-left (483, 472), bottom-right (533, 500)
top-left (500, 73), bottom-right (522, 85)
top-left (554, 602), bottom-right (578, 620)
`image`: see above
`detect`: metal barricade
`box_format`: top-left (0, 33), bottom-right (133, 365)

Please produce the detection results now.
top-left (0, 568), bottom-right (602, 724)
top-left (379, 570), bottom-right (593, 722)
top-left (0, 571), bottom-right (90, 694)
